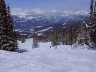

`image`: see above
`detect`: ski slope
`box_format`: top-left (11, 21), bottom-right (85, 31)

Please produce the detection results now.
top-left (0, 38), bottom-right (96, 72)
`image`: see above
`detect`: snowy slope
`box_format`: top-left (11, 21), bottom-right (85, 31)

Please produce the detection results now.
top-left (0, 39), bottom-right (96, 72)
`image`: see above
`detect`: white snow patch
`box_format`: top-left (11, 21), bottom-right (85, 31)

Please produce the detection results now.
top-left (20, 34), bottom-right (27, 35)
top-left (37, 26), bottom-right (43, 28)
top-left (0, 39), bottom-right (96, 72)
top-left (37, 33), bottom-right (44, 36)
top-left (35, 27), bottom-right (53, 33)
top-left (63, 23), bottom-right (66, 25)
top-left (14, 29), bottom-right (21, 31)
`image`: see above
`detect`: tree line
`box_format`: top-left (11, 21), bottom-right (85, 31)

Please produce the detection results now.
top-left (32, 22), bottom-right (94, 48)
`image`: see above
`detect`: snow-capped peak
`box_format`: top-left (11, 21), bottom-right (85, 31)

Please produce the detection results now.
top-left (11, 8), bottom-right (89, 18)
top-left (74, 10), bottom-right (89, 15)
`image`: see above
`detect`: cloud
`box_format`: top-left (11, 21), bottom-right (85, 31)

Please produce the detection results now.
top-left (74, 10), bottom-right (89, 15)
top-left (31, 8), bottom-right (47, 14)
top-left (11, 8), bottom-right (28, 15)
top-left (11, 8), bottom-right (89, 18)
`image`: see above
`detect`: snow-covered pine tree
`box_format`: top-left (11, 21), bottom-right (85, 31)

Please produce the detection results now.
top-left (51, 31), bottom-right (57, 46)
top-left (72, 27), bottom-right (78, 44)
top-left (0, 0), bottom-right (18, 51)
top-left (61, 28), bottom-right (66, 45)
top-left (56, 29), bottom-right (61, 45)
top-left (6, 4), bottom-right (18, 51)
top-left (0, 0), bottom-right (3, 49)
top-left (65, 26), bottom-right (73, 45)
top-left (69, 26), bottom-right (73, 46)
top-left (32, 33), bottom-right (38, 48)
top-left (51, 29), bottom-right (61, 46)
top-left (87, 0), bottom-right (96, 45)
top-left (0, 0), bottom-right (8, 50)
top-left (76, 23), bottom-right (90, 46)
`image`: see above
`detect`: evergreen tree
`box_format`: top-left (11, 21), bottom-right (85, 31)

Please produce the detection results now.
top-left (65, 27), bottom-right (73, 45)
top-left (32, 33), bottom-right (38, 48)
top-left (51, 29), bottom-right (61, 46)
top-left (72, 27), bottom-right (78, 44)
top-left (70, 26), bottom-right (73, 46)
top-left (0, 0), bottom-right (8, 50)
top-left (76, 23), bottom-right (90, 46)
top-left (0, 0), bottom-right (18, 51)
top-left (88, 0), bottom-right (96, 43)
top-left (6, 4), bottom-right (18, 51)
top-left (61, 28), bottom-right (66, 45)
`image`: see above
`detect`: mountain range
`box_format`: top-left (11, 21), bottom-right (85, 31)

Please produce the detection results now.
top-left (11, 8), bottom-right (89, 37)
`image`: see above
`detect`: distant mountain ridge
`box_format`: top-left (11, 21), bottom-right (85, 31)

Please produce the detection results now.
top-left (11, 8), bottom-right (89, 29)
top-left (11, 8), bottom-right (89, 37)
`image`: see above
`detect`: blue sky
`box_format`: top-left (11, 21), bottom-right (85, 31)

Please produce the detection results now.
top-left (5, 0), bottom-right (90, 12)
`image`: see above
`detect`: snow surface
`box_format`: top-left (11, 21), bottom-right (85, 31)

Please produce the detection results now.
top-left (35, 27), bottom-right (53, 33)
top-left (37, 33), bottom-right (44, 36)
top-left (0, 38), bottom-right (96, 72)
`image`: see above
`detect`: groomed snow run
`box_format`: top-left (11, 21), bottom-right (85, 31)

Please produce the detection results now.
top-left (0, 38), bottom-right (96, 72)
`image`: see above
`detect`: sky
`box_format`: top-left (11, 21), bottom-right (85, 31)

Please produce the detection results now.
top-left (4, 0), bottom-right (90, 12)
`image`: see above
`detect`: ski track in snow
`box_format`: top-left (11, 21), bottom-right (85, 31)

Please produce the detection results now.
top-left (0, 38), bottom-right (96, 72)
